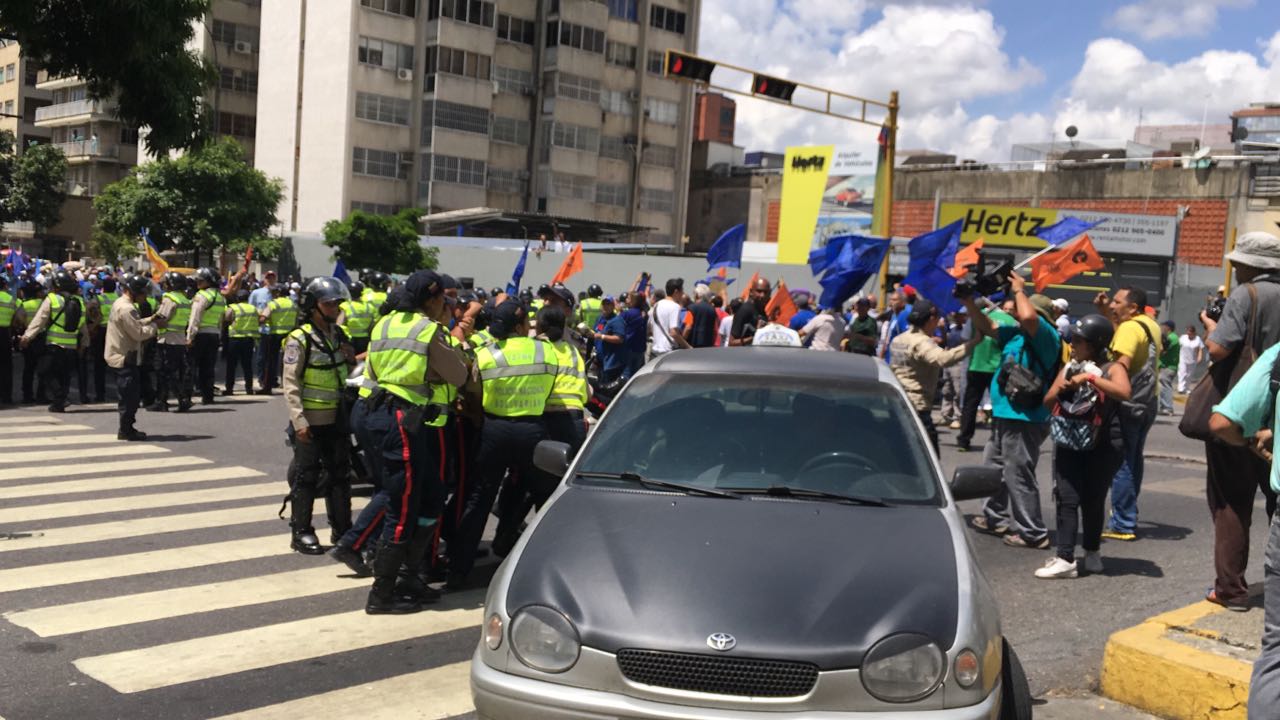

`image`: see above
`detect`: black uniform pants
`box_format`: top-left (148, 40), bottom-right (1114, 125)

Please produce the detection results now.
top-left (956, 370), bottom-right (993, 447)
top-left (75, 344), bottom-right (90, 403)
top-left (90, 326), bottom-right (108, 401)
top-left (365, 400), bottom-right (444, 547)
top-left (287, 422), bottom-right (353, 536)
top-left (192, 333), bottom-right (219, 401)
top-left (351, 336), bottom-right (369, 355)
top-left (450, 416), bottom-right (547, 579)
top-left (441, 416), bottom-right (481, 547)
top-left (224, 338), bottom-right (256, 394)
top-left (0, 328), bottom-right (12, 404)
top-left (21, 340), bottom-right (44, 403)
top-left (262, 333), bottom-right (287, 391)
top-left (39, 345), bottom-right (75, 408)
top-left (115, 363), bottom-right (141, 433)
top-left (139, 341), bottom-right (157, 406)
top-left (156, 343), bottom-right (191, 406)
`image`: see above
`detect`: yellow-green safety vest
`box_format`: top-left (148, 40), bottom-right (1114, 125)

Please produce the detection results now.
top-left (196, 288), bottom-right (226, 332)
top-left (468, 328), bottom-right (495, 348)
top-left (358, 311), bottom-right (443, 409)
top-left (475, 336), bottom-right (556, 417)
top-left (578, 297), bottom-right (602, 329)
top-left (228, 302), bottom-right (259, 339)
top-left (20, 297), bottom-right (40, 326)
top-left (266, 297), bottom-right (296, 335)
top-left (545, 339), bottom-right (588, 411)
top-left (424, 333), bottom-right (463, 427)
top-left (97, 291), bottom-right (119, 323)
top-left (161, 291), bottom-right (191, 340)
top-left (46, 294), bottom-right (84, 348)
top-left (288, 323), bottom-right (347, 412)
top-left (0, 290), bottom-right (16, 328)
top-left (362, 289), bottom-right (387, 309)
top-left (340, 299), bottom-right (375, 339)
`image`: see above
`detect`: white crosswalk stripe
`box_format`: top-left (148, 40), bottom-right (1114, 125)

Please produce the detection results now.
top-left (0, 415), bottom-right (63, 425)
top-left (0, 433), bottom-right (122, 447)
top-left (0, 481), bottom-right (283, 523)
top-left (0, 454), bottom-right (212, 480)
top-left (0, 444), bottom-right (169, 464)
top-left (0, 423), bottom-right (93, 435)
top-left (0, 465), bottom-right (265, 500)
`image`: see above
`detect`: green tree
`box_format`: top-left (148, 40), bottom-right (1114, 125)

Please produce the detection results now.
top-left (9, 142), bottom-right (66, 230)
top-left (0, 0), bottom-right (215, 155)
top-left (92, 138), bottom-right (283, 266)
top-left (322, 209), bottom-right (438, 275)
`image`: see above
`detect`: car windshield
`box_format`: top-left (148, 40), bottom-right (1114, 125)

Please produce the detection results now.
top-left (573, 373), bottom-right (941, 505)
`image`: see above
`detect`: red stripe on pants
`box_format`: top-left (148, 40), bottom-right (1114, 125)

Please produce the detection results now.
top-left (393, 409), bottom-right (414, 542)
top-left (352, 509), bottom-right (385, 551)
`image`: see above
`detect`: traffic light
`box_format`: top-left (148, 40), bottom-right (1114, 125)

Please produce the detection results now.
top-left (665, 51), bottom-right (715, 83)
top-left (752, 74), bottom-right (797, 102)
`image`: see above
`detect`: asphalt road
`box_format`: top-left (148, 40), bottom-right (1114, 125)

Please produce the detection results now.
top-left (0, 387), bottom-right (1242, 719)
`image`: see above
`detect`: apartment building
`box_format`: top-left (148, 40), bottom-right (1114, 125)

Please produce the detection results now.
top-left (258, 0), bottom-right (700, 246)
top-left (0, 41), bottom-right (51, 151)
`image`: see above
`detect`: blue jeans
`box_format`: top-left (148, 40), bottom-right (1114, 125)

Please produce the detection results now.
top-left (1250, 517), bottom-right (1280, 715)
top-left (1108, 411), bottom-right (1154, 534)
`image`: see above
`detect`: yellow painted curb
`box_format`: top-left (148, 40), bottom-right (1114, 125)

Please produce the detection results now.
top-left (1101, 600), bottom-right (1252, 720)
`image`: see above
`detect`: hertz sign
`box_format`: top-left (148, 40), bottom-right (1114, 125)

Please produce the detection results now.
top-left (937, 203), bottom-right (1059, 249)
top-left (936, 202), bottom-right (1178, 257)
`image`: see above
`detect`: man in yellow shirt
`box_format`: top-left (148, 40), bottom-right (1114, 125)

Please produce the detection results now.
top-left (1093, 286), bottom-right (1162, 541)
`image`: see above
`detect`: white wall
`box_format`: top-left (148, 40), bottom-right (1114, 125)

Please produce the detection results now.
top-left (295, 2), bottom-right (357, 232)
top-left (256, 0), bottom-right (303, 229)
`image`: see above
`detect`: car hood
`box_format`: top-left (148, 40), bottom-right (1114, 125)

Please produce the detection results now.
top-left (504, 487), bottom-right (958, 670)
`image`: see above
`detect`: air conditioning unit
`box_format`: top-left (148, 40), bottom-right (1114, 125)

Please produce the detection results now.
top-left (492, 80), bottom-right (500, 95)
top-left (233, 40), bottom-right (253, 55)
top-left (396, 68), bottom-right (413, 82)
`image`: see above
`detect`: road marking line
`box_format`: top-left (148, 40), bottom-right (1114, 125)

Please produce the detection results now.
top-left (74, 604), bottom-right (484, 693)
top-left (7, 564), bottom-right (373, 636)
top-left (0, 455), bottom-right (211, 481)
top-left (0, 535), bottom-right (287, 593)
top-left (0, 423), bottom-right (92, 435)
top-left (210, 661), bottom-right (473, 719)
top-left (0, 466), bottom-right (265, 500)
top-left (0, 433), bottom-right (124, 447)
top-left (0, 481), bottom-right (283, 523)
top-left (0, 444), bottom-right (169, 465)
top-left (0, 415), bottom-right (62, 425)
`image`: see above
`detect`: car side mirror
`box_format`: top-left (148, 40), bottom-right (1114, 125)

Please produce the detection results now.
top-left (950, 466), bottom-right (1003, 502)
top-left (533, 440), bottom-right (572, 477)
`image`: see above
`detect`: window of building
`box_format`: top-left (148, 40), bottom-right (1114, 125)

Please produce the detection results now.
top-left (351, 201), bottom-right (403, 215)
top-left (605, 41), bottom-right (637, 69)
top-left (488, 167), bottom-right (528, 195)
top-left (496, 14), bottom-right (535, 44)
top-left (120, 127), bottom-right (139, 145)
top-left (646, 50), bottom-right (664, 75)
top-left (215, 112), bottom-right (257, 138)
top-left (212, 20), bottom-right (260, 50)
top-left (359, 36), bottom-right (416, 71)
top-left (599, 135), bottom-right (630, 161)
top-left (550, 171), bottom-right (595, 200)
top-left (549, 72), bottom-right (600, 103)
top-left (355, 92), bottom-right (411, 125)
top-left (649, 4), bottom-right (686, 34)
top-left (3, 100), bottom-right (13, 116)
top-left (427, 0), bottom-right (495, 27)
top-left (595, 181), bottom-right (629, 207)
top-left (491, 116), bottom-right (531, 145)
top-left (644, 96), bottom-right (678, 124)
top-left (361, 0), bottom-right (415, 16)
top-left (426, 153), bottom-right (486, 186)
top-left (494, 65), bottom-right (533, 95)
top-left (353, 147), bottom-right (408, 179)
top-left (545, 21), bottom-right (605, 54)
top-left (4, 64), bottom-right (13, 83)
top-left (431, 100), bottom-right (490, 134)
top-left (425, 46), bottom-right (491, 81)
top-left (599, 89), bottom-right (634, 116)
top-left (23, 63), bottom-right (38, 86)
top-left (607, 0), bottom-right (638, 21)
top-left (640, 187), bottom-right (673, 212)
top-left (643, 143), bottom-right (676, 167)
top-left (548, 121), bottom-right (600, 153)
top-left (218, 67), bottom-right (259, 94)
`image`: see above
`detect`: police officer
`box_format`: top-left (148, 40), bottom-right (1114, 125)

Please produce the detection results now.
top-left (578, 283), bottom-right (604, 330)
top-left (281, 277), bottom-right (357, 555)
top-left (0, 275), bottom-right (16, 404)
top-left (223, 289), bottom-right (259, 395)
top-left (18, 280), bottom-right (46, 404)
top-left (106, 274), bottom-right (158, 440)
top-left (446, 300), bottom-right (559, 590)
top-left (362, 271), bottom-right (390, 309)
top-left (538, 306), bottom-right (590, 454)
top-left (19, 270), bottom-right (84, 412)
top-left (355, 270), bottom-right (469, 614)
top-left (152, 272), bottom-right (194, 412)
top-left (186, 267), bottom-right (226, 404)
top-left (338, 279), bottom-right (375, 354)
top-left (259, 284), bottom-right (297, 394)
top-left (90, 277), bottom-right (120, 403)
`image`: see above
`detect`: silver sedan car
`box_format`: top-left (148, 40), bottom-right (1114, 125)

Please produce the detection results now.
top-left (472, 349), bottom-right (1030, 719)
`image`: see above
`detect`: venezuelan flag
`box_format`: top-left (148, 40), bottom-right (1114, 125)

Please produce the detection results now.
top-left (141, 227), bottom-right (169, 279)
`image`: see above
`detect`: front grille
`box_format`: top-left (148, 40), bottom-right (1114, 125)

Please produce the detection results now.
top-left (616, 648), bottom-right (819, 697)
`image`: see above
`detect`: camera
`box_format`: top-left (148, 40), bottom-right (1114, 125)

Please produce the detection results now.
top-left (1204, 295), bottom-right (1227, 323)
top-left (953, 250), bottom-right (1016, 299)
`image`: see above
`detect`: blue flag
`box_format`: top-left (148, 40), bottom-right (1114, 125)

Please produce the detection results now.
top-left (706, 223), bottom-right (746, 271)
top-left (1036, 216), bottom-right (1103, 246)
top-left (903, 221), bottom-right (963, 313)
top-left (332, 258), bottom-right (352, 285)
top-left (634, 272), bottom-right (651, 295)
top-left (816, 236), bottom-right (890, 309)
top-left (8, 247), bottom-right (26, 281)
top-left (506, 242), bottom-right (530, 296)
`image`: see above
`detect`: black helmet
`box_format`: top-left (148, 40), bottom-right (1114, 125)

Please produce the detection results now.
top-left (588, 283), bottom-right (603, 297)
top-left (195, 267), bottom-right (219, 287)
top-left (348, 279), bottom-right (365, 297)
top-left (545, 282), bottom-right (576, 310)
top-left (53, 270), bottom-right (78, 293)
top-left (1074, 314), bottom-right (1115, 352)
top-left (363, 270), bottom-right (390, 290)
top-left (163, 271), bottom-right (186, 291)
top-left (519, 288), bottom-right (534, 304)
top-left (124, 273), bottom-right (151, 296)
top-left (300, 276), bottom-right (351, 313)
top-left (489, 287), bottom-right (503, 298)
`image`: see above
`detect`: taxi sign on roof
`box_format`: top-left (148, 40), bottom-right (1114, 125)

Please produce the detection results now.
top-left (752, 323), bottom-right (803, 347)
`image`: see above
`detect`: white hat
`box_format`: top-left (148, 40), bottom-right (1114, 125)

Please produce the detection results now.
top-left (1226, 232), bottom-right (1280, 271)
top-left (1052, 298), bottom-right (1069, 311)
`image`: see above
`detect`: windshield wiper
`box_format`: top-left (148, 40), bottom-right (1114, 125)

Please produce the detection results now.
top-left (725, 485), bottom-right (891, 507)
top-left (576, 471), bottom-right (741, 499)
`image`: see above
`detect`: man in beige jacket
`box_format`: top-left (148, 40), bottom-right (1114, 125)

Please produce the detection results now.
top-left (890, 298), bottom-right (979, 451)
top-left (106, 274), bottom-right (158, 440)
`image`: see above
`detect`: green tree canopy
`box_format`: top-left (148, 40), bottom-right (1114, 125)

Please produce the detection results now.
top-left (323, 209), bottom-right (438, 275)
top-left (0, 0), bottom-right (215, 155)
top-left (9, 141), bottom-right (66, 229)
top-left (93, 138), bottom-right (283, 266)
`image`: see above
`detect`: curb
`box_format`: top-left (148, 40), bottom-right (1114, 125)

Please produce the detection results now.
top-left (1101, 601), bottom-right (1252, 720)
top-left (1146, 452), bottom-right (1206, 465)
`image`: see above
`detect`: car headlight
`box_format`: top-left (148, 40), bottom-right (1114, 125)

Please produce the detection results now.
top-left (509, 605), bottom-right (581, 673)
top-left (860, 634), bottom-right (945, 703)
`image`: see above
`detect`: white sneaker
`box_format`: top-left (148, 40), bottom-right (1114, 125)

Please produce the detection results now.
top-left (1034, 556), bottom-right (1078, 579)
top-left (1082, 552), bottom-right (1103, 575)
top-left (948, 420), bottom-right (961, 429)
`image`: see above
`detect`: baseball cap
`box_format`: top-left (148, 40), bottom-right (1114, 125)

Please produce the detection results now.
top-left (1028, 294), bottom-right (1055, 323)
top-left (403, 269), bottom-right (443, 306)
top-left (1052, 298), bottom-right (1069, 312)
top-left (489, 299), bottom-right (527, 338)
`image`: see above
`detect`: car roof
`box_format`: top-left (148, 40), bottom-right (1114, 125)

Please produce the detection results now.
top-left (645, 347), bottom-right (890, 384)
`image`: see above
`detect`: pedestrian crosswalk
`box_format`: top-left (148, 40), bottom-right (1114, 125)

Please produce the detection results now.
top-left (0, 409), bottom-right (485, 720)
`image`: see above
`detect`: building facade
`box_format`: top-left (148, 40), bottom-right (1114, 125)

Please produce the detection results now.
top-left (692, 91), bottom-right (733, 144)
top-left (257, 0), bottom-right (699, 247)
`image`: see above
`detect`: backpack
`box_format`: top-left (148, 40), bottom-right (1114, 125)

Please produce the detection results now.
top-left (1119, 320), bottom-right (1158, 426)
top-left (996, 331), bottom-right (1062, 411)
top-left (1051, 366), bottom-right (1110, 451)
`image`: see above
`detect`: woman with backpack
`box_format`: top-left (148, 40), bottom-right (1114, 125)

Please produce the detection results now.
top-left (1036, 314), bottom-right (1132, 579)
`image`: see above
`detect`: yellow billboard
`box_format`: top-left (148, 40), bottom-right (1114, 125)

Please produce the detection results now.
top-left (937, 203), bottom-right (1059, 249)
top-left (777, 145), bottom-right (835, 265)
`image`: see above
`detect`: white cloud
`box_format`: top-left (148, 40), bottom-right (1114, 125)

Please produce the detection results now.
top-left (1109, 0), bottom-right (1252, 41)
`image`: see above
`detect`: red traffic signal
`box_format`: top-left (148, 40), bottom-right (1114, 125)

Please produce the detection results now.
top-left (665, 51), bottom-right (715, 83)
top-left (752, 74), bottom-right (797, 102)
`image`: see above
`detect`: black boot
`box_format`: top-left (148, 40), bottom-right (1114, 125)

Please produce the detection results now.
top-left (325, 480), bottom-right (353, 544)
top-left (289, 486), bottom-right (324, 555)
top-left (393, 528), bottom-right (441, 605)
top-left (366, 541), bottom-right (424, 615)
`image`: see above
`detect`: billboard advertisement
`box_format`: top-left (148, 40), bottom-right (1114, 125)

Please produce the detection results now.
top-left (777, 144), bottom-right (880, 265)
top-left (937, 202), bottom-right (1178, 258)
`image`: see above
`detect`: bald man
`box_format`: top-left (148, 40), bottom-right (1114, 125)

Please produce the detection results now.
top-left (730, 277), bottom-right (771, 346)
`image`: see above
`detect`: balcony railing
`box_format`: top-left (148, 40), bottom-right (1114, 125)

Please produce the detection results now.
top-left (52, 140), bottom-right (120, 160)
top-left (34, 99), bottom-right (114, 123)
top-left (64, 179), bottom-right (99, 197)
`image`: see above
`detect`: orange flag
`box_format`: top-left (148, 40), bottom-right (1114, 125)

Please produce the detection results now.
top-left (740, 270), bottom-right (760, 300)
top-left (949, 239), bottom-right (983, 279)
top-left (551, 241), bottom-right (584, 284)
top-left (765, 279), bottom-right (798, 326)
top-left (1029, 234), bottom-right (1105, 292)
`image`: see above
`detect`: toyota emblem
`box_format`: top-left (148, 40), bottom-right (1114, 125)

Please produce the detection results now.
top-left (706, 633), bottom-right (736, 652)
